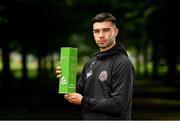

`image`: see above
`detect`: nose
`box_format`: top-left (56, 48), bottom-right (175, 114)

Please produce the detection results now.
top-left (99, 30), bottom-right (104, 38)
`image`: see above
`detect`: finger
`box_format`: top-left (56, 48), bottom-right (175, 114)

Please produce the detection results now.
top-left (56, 70), bottom-right (61, 74)
top-left (64, 94), bottom-right (71, 101)
top-left (68, 99), bottom-right (72, 103)
top-left (64, 94), bottom-right (68, 100)
top-left (56, 70), bottom-right (61, 78)
top-left (56, 75), bottom-right (61, 78)
top-left (56, 66), bottom-right (61, 70)
top-left (64, 94), bottom-right (70, 98)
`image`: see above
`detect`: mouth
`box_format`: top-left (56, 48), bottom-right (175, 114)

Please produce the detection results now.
top-left (98, 40), bottom-right (106, 44)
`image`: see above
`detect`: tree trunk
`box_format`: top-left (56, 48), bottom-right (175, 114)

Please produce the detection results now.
top-left (143, 44), bottom-right (148, 77)
top-left (152, 39), bottom-right (158, 80)
top-left (2, 43), bottom-right (12, 91)
top-left (21, 41), bottom-right (28, 82)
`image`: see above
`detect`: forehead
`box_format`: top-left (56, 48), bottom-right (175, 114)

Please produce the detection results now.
top-left (93, 21), bottom-right (113, 29)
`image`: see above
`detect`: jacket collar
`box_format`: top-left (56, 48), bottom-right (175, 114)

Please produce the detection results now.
top-left (95, 43), bottom-right (128, 60)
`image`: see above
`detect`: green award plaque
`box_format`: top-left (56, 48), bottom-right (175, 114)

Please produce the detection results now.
top-left (59, 47), bottom-right (77, 93)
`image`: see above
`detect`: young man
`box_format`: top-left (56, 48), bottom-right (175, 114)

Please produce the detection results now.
top-left (56, 12), bottom-right (135, 120)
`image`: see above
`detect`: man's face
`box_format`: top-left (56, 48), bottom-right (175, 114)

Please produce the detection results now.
top-left (93, 21), bottom-right (118, 51)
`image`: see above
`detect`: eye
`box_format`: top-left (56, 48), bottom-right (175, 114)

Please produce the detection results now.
top-left (93, 28), bottom-right (111, 34)
top-left (102, 28), bottom-right (111, 32)
top-left (93, 29), bottom-right (100, 33)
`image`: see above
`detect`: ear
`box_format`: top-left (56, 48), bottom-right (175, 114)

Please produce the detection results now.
top-left (115, 28), bottom-right (119, 37)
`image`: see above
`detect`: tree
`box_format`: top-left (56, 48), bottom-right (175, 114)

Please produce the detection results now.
top-left (0, 0), bottom-right (15, 93)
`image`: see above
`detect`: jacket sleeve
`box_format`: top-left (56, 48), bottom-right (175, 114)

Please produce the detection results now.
top-left (76, 63), bottom-right (88, 95)
top-left (76, 70), bottom-right (85, 95)
top-left (81, 58), bottom-right (134, 115)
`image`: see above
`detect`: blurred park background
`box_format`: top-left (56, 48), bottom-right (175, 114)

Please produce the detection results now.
top-left (0, 0), bottom-right (180, 120)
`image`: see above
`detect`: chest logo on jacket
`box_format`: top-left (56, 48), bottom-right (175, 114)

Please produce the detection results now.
top-left (86, 70), bottom-right (92, 79)
top-left (99, 70), bottom-right (108, 81)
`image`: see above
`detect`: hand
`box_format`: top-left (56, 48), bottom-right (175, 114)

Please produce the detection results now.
top-left (56, 66), bottom-right (61, 78)
top-left (64, 93), bottom-right (83, 105)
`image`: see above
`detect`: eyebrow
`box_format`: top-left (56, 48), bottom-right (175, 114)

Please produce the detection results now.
top-left (93, 27), bottom-right (111, 31)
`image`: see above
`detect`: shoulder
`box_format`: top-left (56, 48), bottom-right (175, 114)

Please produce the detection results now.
top-left (111, 53), bottom-right (133, 70)
top-left (114, 52), bottom-right (131, 64)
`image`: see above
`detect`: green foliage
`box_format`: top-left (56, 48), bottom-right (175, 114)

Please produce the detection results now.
top-left (0, 0), bottom-right (179, 82)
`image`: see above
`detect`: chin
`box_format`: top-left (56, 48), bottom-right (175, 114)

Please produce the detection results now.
top-left (98, 44), bottom-right (106, 48)
top-left (99, 46), bottom-right (108, 50)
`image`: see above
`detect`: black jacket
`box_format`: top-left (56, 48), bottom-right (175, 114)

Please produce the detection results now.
top-left (77, 44), bottom-right (135, 120)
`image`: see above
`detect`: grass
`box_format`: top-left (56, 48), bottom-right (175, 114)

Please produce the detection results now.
top-left (133, 97), bottom-right (180, 107)
top-left (133, 96), bottom-right (180, 119)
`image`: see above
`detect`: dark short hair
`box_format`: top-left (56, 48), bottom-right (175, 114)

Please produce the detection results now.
top-left (92, 12), bottom-right (117, 26)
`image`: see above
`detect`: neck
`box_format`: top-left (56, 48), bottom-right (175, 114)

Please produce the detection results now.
top-left (100, 42), bottom-right (116, 52)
